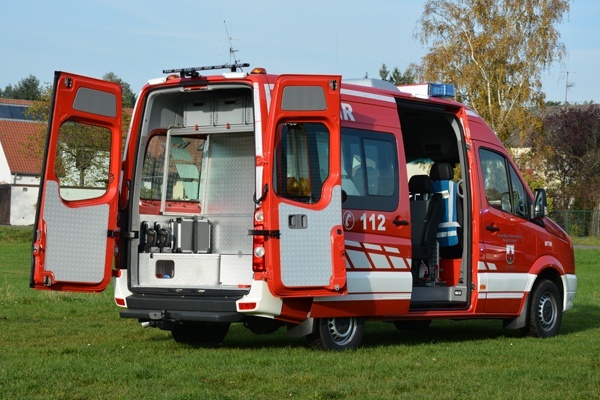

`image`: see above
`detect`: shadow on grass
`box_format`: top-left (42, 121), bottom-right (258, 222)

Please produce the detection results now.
top-left (558, 303), bottom-right (600, 334)
top-left (134, 302), bottom-right (600, 350)
top-left (362, 321), bottom-right (521, 349)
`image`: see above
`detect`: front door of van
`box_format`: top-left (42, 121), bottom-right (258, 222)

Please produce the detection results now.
top-left (477, 145), bottom-right (536, 313)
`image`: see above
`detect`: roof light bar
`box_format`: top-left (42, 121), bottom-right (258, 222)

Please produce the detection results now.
top-left (397, 83), bottom-right (455, 99)
top-left (163, 63), bottom-right (250, 78)
top-left (429, 83), bottom-right (455, 98)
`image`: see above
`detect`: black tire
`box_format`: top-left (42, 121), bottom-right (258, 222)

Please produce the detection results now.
top-left (171, 322), bottom-right (230, 346)
top-left (393, 320), bottom-right (432, 331)
top-left (307, 317), bottom-right (364, 351)
top-left (523, 280), bottom-right (562, 338)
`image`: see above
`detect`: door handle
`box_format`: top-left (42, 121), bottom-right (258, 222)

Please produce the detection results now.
top-left (288, 214), bottom-right (307, 229)
top-left (393, 219), bottom-right (409, 226)
top-left (485, 225), bottom-right (500, 232)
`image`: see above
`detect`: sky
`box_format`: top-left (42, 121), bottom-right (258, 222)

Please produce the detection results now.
top-left (1, 0), bottom-right (597, 103)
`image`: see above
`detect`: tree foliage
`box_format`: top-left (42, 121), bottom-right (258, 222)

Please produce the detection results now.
top-left (531, 104), bottom-right (600, 210)
top-left (1, 74), bottom-right (42, 100)
top-left (54, 122), bottom-right (112, 188)
top-left (103, 72), bottom-right (137, 108)
top-left (23, 85), bottom-right (53, 160)
top-left (414, 0), bottom-right (569, 144)
top-left (378, 64), bottom-right (416, 85)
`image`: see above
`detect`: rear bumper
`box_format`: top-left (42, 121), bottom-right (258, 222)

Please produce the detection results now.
top-left (119, 293), bottom-right (245, 323)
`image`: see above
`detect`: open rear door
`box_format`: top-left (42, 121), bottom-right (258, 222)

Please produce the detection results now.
top-left (30, 72), bottom-right (122, 292)
top-left (263, 75), bottom-right (345, 297)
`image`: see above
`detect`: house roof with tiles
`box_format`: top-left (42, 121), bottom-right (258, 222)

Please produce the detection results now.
top-left (0, 99), bottom-right (43, 175)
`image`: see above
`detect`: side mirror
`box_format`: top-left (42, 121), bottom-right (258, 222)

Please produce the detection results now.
top-left (531, 189), bottom-right (547, 219)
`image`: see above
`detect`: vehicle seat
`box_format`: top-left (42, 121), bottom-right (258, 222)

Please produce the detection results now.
top-left (341, 165), bottom-right (360, 196)
top-left (430, 162), bottom-right (462, 258)
top-left (366, 167), bottom-right (378, 194)
top-left (377, 166), bottom-right (394, 196)
top-left (408, 175), bottom-right (444, 281)
top-left (409, 175), bottom-right (433, 245)
top-left (352, 167), bottom-right (365, 196)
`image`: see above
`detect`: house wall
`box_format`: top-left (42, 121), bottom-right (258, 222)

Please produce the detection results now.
top-left (0, 141), bottom-right (11, 183)
top-left (10, 183), bottom-right (39, 225)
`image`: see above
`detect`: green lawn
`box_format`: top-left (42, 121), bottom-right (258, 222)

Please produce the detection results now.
top-left (1, 229), bottom-right (599, 399)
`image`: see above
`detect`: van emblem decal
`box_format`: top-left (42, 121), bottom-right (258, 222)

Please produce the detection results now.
top-left (506, 245), bottom-right (515, 264)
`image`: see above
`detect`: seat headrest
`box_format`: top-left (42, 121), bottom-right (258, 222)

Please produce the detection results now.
top-left (409, 175), bottom-right (434, 194)
top-left (430, 162), bottom-right (454, 181)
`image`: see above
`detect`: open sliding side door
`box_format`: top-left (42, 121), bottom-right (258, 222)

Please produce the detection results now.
top-left (262, 75), bottom-right (345, 297)
top-left (30, 72), bottom-right (122, 292)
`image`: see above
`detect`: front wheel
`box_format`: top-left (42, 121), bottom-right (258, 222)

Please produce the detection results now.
top-left (523, 280), bottom-right (562, 338)
top-left (307, 317), bottom-right (364, 351)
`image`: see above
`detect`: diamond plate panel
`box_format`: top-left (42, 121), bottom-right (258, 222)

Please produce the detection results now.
top-left (204, 135), bottom-right (255, 215)
top-left (209, 215), bottom-right (253, 255)
top-left (279, 186), bottom-right (342, 287)
top-left (43, 181), bottom-right (109, 283)
top-left (138, 253), bottom-right (220, 287)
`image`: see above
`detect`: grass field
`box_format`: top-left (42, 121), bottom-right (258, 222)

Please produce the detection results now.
top-left (1, 226), bottom-right (599, 399)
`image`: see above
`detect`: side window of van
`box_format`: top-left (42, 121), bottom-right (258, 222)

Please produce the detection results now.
top-left (509, 164), bottom-right (528, 218)
top-left (479, 148), bottom-right (528, 218)
top-left (341, 128), bottom-right (398, 211)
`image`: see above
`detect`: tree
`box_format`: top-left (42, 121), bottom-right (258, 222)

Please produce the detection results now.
top-left (531, 104), bottom-right (600, 211)
top-left (379, 64), bottom-right (391, 81)
top-left (378, 64), bottom-right (416, 85)
top-left (545, 100), bottom-right (562, 107)
top-left (103, 72), bottom-right (136, 108)
top-left (23, 84), bottom-right (53, 160)
top-left (1, 74), bottom-right (42, 100)
top-left (390, 67), bottom-right (416, 85)
top-left (415, 0), bottom-right (569, 144)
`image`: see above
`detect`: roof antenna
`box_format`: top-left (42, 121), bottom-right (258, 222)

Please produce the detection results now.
top-left (223, 20), bottom-right (242, 70)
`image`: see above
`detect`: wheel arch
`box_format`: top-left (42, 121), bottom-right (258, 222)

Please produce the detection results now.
top-left (504, 258), bottom-right (564, 331)
top-left (535, 267), bottom-right (564, 303)
top-left (529, 255), bottom-right (565, 303)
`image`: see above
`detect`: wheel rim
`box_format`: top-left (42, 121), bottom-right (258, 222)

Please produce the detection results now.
top-left (537, 292), bottom-right (557, 331)
top-left (326, 318), bottom-right (358, 345)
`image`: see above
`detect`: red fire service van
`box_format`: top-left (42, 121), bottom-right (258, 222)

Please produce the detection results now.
top-left (31, 64), bottom-right (577, 350)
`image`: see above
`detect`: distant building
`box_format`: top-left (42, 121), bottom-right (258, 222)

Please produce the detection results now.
top-left (0, 98), bottom-right (43, 225)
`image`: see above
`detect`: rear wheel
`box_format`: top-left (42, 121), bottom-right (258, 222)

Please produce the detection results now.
top-left (171, 322), bottom-right (230, 346)
top-left (307, 317), bottom-right (364, 351)
top-left (523, 280), bottom-right (562, 338)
